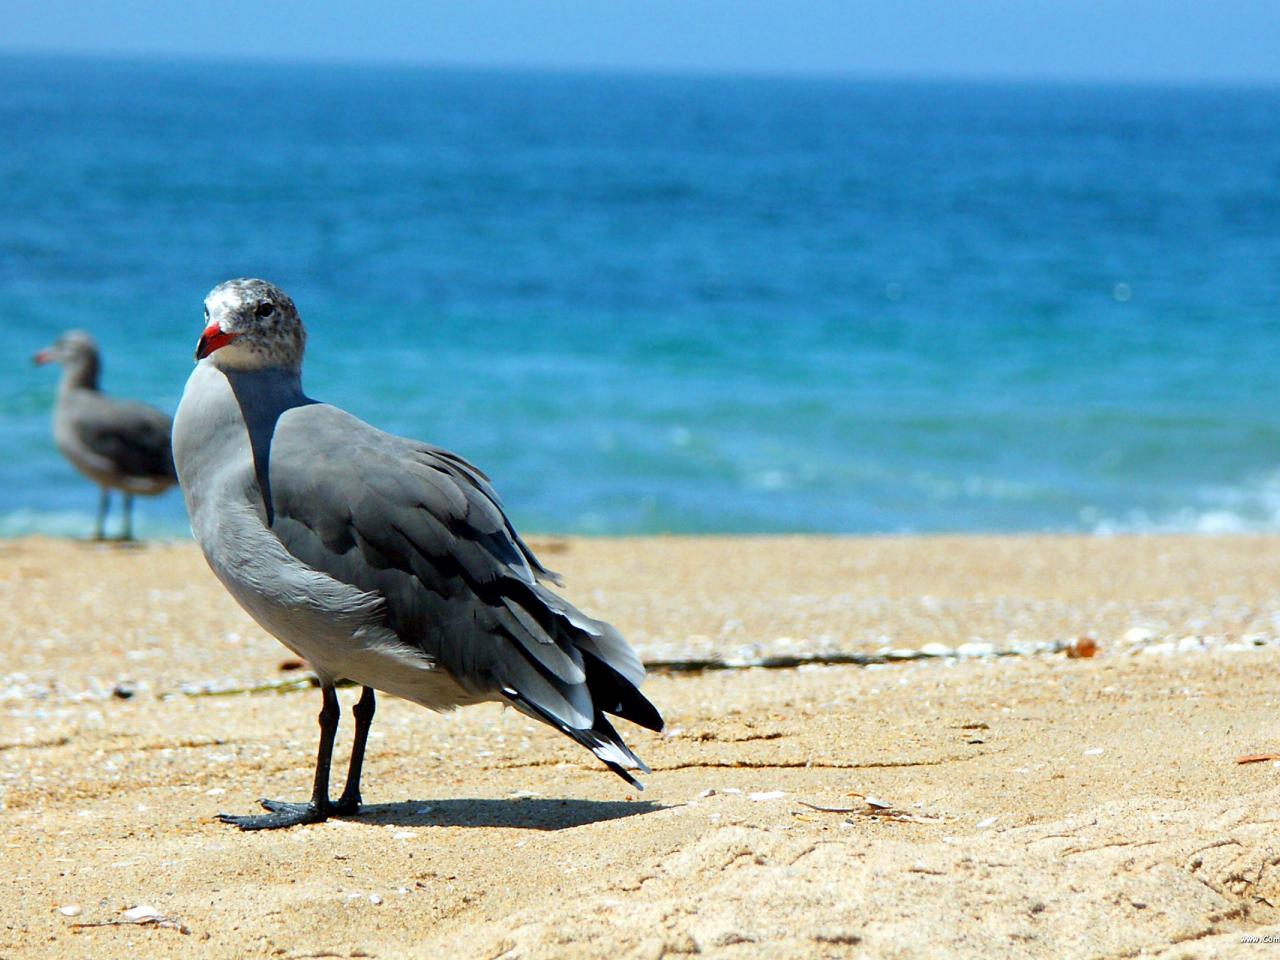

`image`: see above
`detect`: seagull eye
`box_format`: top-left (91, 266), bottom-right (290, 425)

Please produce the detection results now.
top-left (255, 301), bottom-right (275, 319)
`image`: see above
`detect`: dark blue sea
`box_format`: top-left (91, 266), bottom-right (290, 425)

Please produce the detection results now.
top-left (2, 54), bottom-right (1279, 537)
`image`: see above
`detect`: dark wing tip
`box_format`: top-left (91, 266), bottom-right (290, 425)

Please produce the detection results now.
top-left (501, 688), bottom-right (651, 789)
top-left (601, 760), bottom-right (645, 791)
top-left (582, 650), bottom-right (665, 733)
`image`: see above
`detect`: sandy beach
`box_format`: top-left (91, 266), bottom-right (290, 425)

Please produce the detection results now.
top-left (4, 533), bottom-right (1280, 958)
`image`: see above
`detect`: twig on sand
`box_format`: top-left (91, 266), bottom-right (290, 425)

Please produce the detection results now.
top-left (795, 797), bottom-right (950, 824)
top-left (796, 800), bottom-right (865, 814)
top-left (1236, 753), bottom-right (1280, 764)
top-left (175, 676), bottom-right (323, 697)
top-left (644, 643), bottom-right (1066, 674)
top-left (71, 914), bottom-right (190, 935)
top-left (173, 642), bottom-right (1070, 699)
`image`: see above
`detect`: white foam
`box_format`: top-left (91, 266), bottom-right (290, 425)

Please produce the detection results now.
top-left (0, 508), bottom-right (190, 539)
top-left (1092, 469), bottom-right (1280, 535)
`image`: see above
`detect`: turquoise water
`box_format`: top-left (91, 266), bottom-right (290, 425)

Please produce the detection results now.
top-left (2, 55), bottom-right (1279, 536)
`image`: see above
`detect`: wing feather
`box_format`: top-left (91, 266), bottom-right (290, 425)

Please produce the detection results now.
top-left (66, 393), bottom-right (176, 482)
top-left (263, 404), bottom-right (659, 780)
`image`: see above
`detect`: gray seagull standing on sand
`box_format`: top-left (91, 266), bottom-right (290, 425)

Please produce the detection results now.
top-left (172, 279), bottom-right (662, 830)
top-left (34, 331), bottom-right (178, 540)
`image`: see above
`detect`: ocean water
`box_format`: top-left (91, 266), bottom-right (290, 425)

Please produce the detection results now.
top-left (1, 54), bottom-right (1279, 537)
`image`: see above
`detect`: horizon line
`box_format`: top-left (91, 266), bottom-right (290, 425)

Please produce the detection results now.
top-left (3, 46), bottom-right (1279, 93)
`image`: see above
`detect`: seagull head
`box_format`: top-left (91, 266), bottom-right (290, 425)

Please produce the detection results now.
top-left (33, 330), bottom-right (99, 367)
top-left (198, 278), bottom-right (305, 371)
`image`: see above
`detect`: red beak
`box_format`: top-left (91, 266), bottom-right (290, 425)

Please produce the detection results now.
top-left (32, 349), bottom-right (52, 366)
top-left (195, 323), bottom-right (239, 361)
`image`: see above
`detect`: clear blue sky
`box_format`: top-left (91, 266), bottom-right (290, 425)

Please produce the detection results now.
top-left (3, 0), bottom-right (1279, 84)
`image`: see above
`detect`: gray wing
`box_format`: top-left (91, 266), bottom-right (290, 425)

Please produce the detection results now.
top-left (265, 404), bottom-right (662, 785)
top-left (66, 393), bottom-right (177, 483)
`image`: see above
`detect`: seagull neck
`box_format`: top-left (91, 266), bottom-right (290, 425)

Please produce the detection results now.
top-left (60, 354), bottom-right (100, 393)
top-left (221, 366), bottom-right (309, 529)
top-left (223, 367), bottom-right (309, 417)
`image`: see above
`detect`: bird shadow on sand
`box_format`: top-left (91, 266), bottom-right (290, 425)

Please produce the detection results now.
top-left (346, 796), bottom-right (667, 831)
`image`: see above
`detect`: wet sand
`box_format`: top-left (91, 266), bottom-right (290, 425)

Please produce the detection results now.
top-left (3, 534), bottom-right (1280, 958)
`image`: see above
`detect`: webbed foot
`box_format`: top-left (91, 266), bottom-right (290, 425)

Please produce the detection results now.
top-left (217, 798), bottom-right (328, 831)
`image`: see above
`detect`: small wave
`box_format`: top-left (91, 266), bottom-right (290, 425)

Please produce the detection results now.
top-left (909, 471), bottom-right (1043, 503)
top-left (0, 508), bottom-right (98, 538)
top-left (0, 508), bottom-right (190, 540)
top-left (1092, 470), bottom-right (1280, 535)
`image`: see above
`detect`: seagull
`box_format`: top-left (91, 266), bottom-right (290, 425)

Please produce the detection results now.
top-left (34, 330), bottom-right (177, 540)
top-left (172, 279), bottom-right (662, 830)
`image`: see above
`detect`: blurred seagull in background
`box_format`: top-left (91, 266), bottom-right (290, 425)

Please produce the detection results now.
top-left (172, 279), bottom-right (662, 830)
top-left (34, 330), bottom-right (177, 540)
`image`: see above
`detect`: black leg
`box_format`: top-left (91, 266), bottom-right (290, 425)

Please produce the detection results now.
top-left (119, 493), bottom-right (134, 541)
top-left (218, 683), bottom-right (340, 830)
top-left (333, 687), bottom-right (376, 815)
top-left (93, 489), bottom-right (109, 541)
